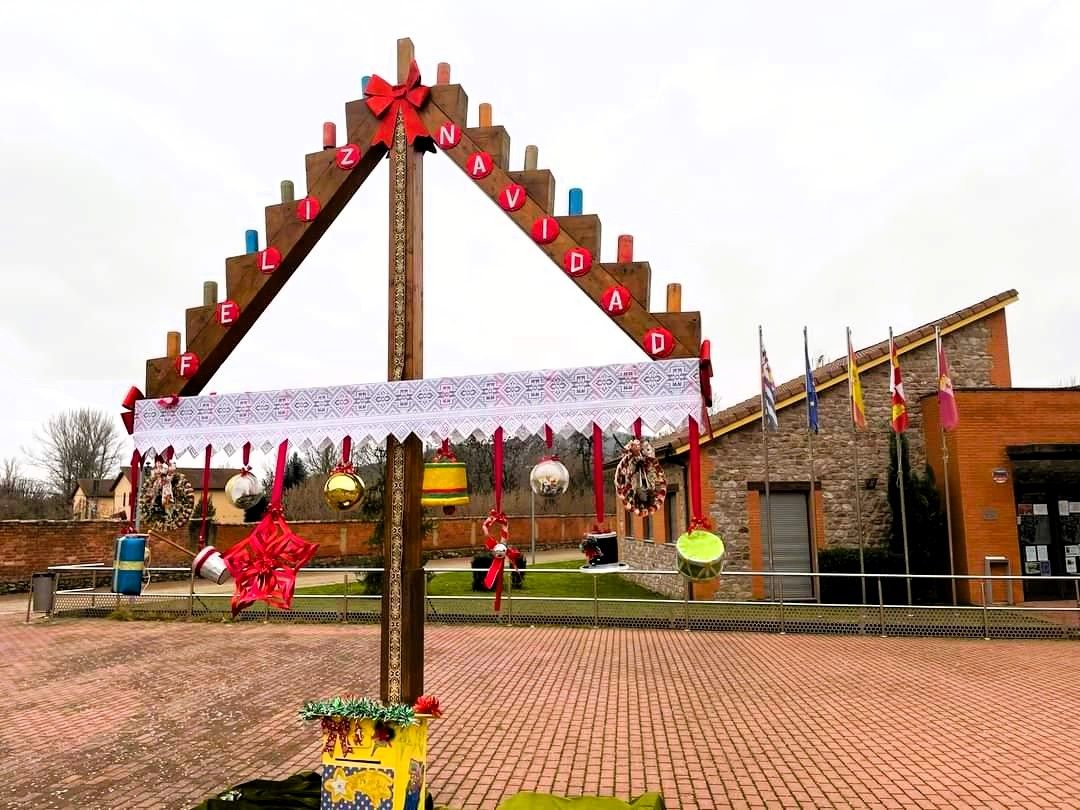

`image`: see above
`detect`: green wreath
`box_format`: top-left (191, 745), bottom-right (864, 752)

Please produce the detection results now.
top-left (138, 462), bottom-right (196, 532)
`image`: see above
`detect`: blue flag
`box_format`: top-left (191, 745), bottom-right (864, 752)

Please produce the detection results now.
top-left (804, 327), bottom-right (819, 433)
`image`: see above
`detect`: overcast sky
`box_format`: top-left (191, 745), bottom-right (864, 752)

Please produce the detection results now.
top-left (1, 0), bottom-right (1078, 473)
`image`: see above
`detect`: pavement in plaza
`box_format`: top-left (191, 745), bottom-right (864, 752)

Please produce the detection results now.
top-left (2, 613), bottom-right (1079, 810)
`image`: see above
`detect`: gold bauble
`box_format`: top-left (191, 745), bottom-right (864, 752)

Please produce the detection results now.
top-left (324, 471), bottom-right (365, 511)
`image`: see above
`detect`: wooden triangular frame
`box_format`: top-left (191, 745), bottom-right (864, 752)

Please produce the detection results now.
top-left (142, 47), bottom-right (702, 399)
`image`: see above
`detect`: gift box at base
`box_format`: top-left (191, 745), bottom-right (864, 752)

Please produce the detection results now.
top-left (321, 716), bottom-right (432, 810)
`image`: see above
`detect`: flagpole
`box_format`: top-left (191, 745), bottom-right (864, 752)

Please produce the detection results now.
top-left (891, 327), bottom-right (913, 606)
top-left (759, 325), bottom-right (776, 598)
top-left (937, 326), bottom-right (958, 606)
top-left (804, 327), bottom-right (820, 603)
top-left (848, 327), bottom-right (867, 605)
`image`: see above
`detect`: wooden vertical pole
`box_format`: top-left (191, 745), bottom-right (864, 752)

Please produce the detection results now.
top-left (381, 36), bottom-right (426, 705)
top-left (666, 283), bottom-right (682, 312)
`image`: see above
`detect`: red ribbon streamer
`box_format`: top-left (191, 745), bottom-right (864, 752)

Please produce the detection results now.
top-left (544, 425), bottom-right (553, 449)
top-left (592, 423), bottom-right (605, 531)
top-left (633, 418), bottom-right (643, 440)
top-left (342, 436), bottom-right (352, 466)
top-left (687, 418), bottom-right (711, 531)
top-left (270, 441), bottom-right (288, 512)
top-left (163, 446), bottom-right (174, 463)
top-left (127, 450), bottom-right (141, 529)
top-left (198, 444), bottom-right (212, 549)
top-left (242, 442), bottom-right (251, 469)
top-left (364, 60), bottom-right (431, 148)
top-left (493, 427), bottom-right (504, 515)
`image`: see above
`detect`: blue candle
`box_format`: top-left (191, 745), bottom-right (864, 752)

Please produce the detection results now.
top-left (361, 75), bottom-right (371, 94)
top-left (568, 188), bottom-right (583, 216)
top-left (245, 230), bottom-right (259, 254)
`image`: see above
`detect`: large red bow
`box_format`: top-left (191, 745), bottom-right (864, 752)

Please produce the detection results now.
top-left (364, 60), bottom-right (431, 149)
top-left (222, 512), bottom-right (318, 616)
top-left (121, 385), bottom-right (142, 435)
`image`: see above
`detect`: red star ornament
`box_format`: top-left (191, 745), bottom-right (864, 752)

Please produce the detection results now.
top-left (222, 512), bottom-right (319, 616)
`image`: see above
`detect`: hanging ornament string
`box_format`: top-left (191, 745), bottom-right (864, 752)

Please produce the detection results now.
top-left (482, 427), bottom-right (518, 612)
top-left (687, 417), bottom-right (711, 530)
top-left (544, 425), bottom-right (553, 449)
top-left (270, 440), bottom-right (289, 517)
top-left (242, 441), bottom-right (251, 471)
top-left (198, 444), bottom-right (212, 549)
top-left (127, 450), bottom-right (141, 530)
top-left (339, 435), bottom-right (353, 473)
top-left (493, 427), bottom-right (504, 515)
top-left (592, 423), bottom-right (606, 532)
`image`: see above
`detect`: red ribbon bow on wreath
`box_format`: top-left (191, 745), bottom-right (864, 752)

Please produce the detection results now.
top-left (222, 441), bottom-right (319, 616)
top-left (364, 60), bottom-right (431, 149)
top-left (482, 510), bottom-right (520, 612)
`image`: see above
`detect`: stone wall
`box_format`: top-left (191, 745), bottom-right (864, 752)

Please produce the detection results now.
top-left (618, 537), bottom-right (682, 598)
top-left (704, 318), bottom-right (1003, 599)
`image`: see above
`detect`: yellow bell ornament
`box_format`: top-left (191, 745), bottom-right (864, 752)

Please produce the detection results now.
top-left (421, 440), bottom-right (469, 515)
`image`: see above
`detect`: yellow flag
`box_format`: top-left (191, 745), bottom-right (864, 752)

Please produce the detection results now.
top-left (847, 330), bottom-right (867, 430)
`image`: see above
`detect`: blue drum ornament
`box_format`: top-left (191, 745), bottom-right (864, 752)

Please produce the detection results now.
top-left (112, 534), bottom-right (147, 595)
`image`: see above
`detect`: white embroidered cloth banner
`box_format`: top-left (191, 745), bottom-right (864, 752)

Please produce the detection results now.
top-left (133, 359), bottom-right (703, 461)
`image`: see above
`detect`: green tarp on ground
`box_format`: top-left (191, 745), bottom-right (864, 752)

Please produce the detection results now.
top-left (497, 793), bottom-right (665, 810)
top-left (189, 772), bottom-right (663, 810)
top-left (190, 771), bottom-right (322, 809)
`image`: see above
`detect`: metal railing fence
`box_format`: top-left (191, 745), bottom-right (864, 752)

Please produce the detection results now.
top-left (37, 562), bottom-right (1080, 640)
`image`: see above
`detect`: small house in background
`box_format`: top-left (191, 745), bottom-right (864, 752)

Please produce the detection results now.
top-left (70, 467), bottom-right (248, 523)
top-left (71, 475), bottom-right (126, 519)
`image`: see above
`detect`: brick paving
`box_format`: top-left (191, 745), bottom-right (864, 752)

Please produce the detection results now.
top-left (1, 614), bottom-right (1078, 810)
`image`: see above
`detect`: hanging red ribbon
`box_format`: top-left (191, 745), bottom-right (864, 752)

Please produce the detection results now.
top-left (364, 60), bottom-right (431, 148)
top-left (270, 440), bottom-right (288, 514)
top-left (482, 427), bottom-right (520, 611)
top-left (592, 423), bottom-right (606, 532)
top-left (127, 450), bottom-right (141, 530)
top-left (336, 435), bottom-right (354, 473)
top-left (699, 339), bottom-right (714, 436)
top-left (544, 425), bottom-right (553, 449)
top-left (242, 442), bottom-right (251, 469)
top-left (633, 418), bottom-right (642, 440)
top-left (687, 417), bottom-right (711, 531)
top-left (198, 444), bottom-right (212, 549)
top-left (163, 446), bottom-right (175, 463)
top-left (493, 427), bottom-right (504, 514)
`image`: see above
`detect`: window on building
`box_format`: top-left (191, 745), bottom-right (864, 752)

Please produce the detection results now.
top-left (625, 509), bottom-right (634, 538)
top-left (643, 513), bottom-right (653, 541)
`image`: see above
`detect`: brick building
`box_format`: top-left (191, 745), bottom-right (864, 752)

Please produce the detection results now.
top-left (924, 388), bottom-right (1080, 606)
top-left (621, 290), bottom-right (1019, 601)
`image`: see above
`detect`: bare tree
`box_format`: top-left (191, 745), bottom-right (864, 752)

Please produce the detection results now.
top-left (27, 409), bottom-right (124, 496)
top-left (0, 456), bottom-right (66, 519)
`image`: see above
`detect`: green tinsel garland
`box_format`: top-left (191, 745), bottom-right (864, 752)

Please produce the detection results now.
top-left (299, 696), bottom-right (417, 726)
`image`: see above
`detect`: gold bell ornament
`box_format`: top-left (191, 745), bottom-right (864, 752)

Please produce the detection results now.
top-left (323, 437), bottom-right (364, 511)
top-left (421, 440), bottom-right (469, 515)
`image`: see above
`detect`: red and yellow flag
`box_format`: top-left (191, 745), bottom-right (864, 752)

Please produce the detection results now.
top-left (937, 330), bottom-right (959, 431)
top-left (847, 329), bottom-right (867, 430)
top-left (889, 333), bottom-right (908, 433)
